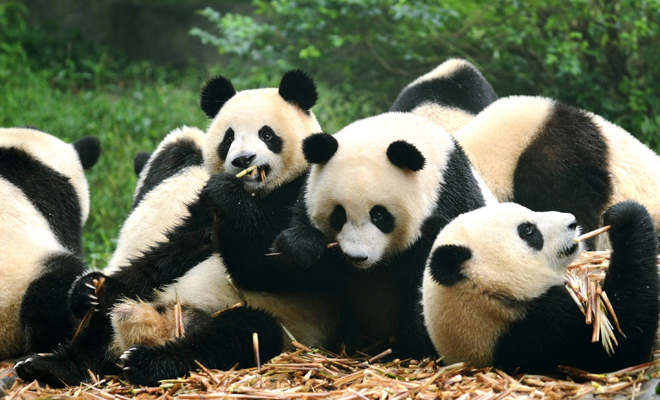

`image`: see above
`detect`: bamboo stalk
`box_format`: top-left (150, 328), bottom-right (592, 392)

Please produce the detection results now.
top-left (574, 226), bottom-right (611, 243)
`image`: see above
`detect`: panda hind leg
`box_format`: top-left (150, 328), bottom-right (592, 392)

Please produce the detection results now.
top-left (121, 306), bottom-right (284, 387)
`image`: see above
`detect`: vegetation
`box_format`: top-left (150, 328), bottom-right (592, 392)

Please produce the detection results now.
top-left (3, 0), bottom-right (660, 264)
top-left (194, 0), bottom-right (660, 149)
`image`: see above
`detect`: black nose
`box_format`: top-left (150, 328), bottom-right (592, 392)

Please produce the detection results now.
top-left (568, 220), bottom-right (578, 230)
top-left (346, 254), bottom-right (368, 263)
top-left (232, 154), bottom-right (256, 169)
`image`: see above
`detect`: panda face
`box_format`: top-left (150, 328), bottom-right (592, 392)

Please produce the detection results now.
top-left (305, 113), bottom-right (454, 268)
top-left (429, 202), bottom-right (582, 300)
top-left (204, 89), bottom-right (321, 194)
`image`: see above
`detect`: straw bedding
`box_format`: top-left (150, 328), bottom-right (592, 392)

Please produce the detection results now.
top-left (2, 251), bottom-right (659, 400)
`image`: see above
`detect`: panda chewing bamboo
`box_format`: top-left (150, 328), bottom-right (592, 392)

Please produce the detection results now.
top-left (422, 201), bottom-right (659, 374)
top-left (16, 70), bottom-right (342, 388)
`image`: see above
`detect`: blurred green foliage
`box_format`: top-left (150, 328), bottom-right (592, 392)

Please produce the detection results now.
top-left (0, 1), bottom-right (209, 267)
top-left (193, 0), bottom-right (660, 149)
top-left (3, 0), bottom-right (660, 264)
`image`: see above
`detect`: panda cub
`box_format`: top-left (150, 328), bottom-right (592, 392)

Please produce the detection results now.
top-left (14, 126), bottom-right (209, 386)
top-left (0, 127), bottom-right (100, 359)
top-left (390, 58), bottom-right (498, 134)
top-left (454, 95), bottom-right (660, 249)
top-left (274, 112), bottom-right (497, 358)
top-left (422, 201), bottom-right (660, 374)
top-left (16, 70), bottom-right (339, 387)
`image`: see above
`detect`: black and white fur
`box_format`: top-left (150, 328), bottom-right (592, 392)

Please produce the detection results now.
top-left (390, 58), bottom-right (498, 134)
top-left (274, 112), bottom-right (497, 358)
top-left (0, 127), bottom-right (100, 359)
top-left (423, 201), bottom-right (660, 374)
top-left (16, 70), bottom-right (340, 387)
top-left (454, 95), bottom-right (660, 250)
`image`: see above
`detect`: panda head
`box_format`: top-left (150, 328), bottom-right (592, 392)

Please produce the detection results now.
top-left (426, 202), bottom-right (582, 303)
top-left (421, 202), bottom-right (582, 365)
top-left (302, 112), bottom-right (458, 268)
top-left (201, 70), bottom-right (321, 194)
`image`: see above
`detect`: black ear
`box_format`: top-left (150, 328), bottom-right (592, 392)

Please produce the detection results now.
top-left (303, 133), bottom-right (338, 164)
top-left (73, 136), bottom-right (101, 170)
top-left (133, 151), bottom-right (151, 177)
top-left (428, 244), bottom-right (471, 287)
top-left (200, 75), bottom-right (237, 119)
top-left (278, 69), bottom-right (318, 113)
top-left (387, 140), bottom-right (425, 171)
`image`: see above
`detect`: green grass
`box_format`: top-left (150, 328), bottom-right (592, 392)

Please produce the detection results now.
top-left (1, 65), bottom-right (210, 267)
top-left (1, 63), bottom-right (380, 268)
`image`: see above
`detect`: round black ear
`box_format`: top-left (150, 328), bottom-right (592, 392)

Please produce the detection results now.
top-left (133, 151), bottom-right (151, 177)
top-left (200, 75), bottom-right (237, 119)
top-left (302, 133), bottom-right (338, 164)
top-left (428, 244), bottom-right (471, 287)
top-left (387, 140), bottom-right (425, 171)
top-left (278, 69), bottom-right (318, 113)
top-left (73, 136), bottom-right (101, 170)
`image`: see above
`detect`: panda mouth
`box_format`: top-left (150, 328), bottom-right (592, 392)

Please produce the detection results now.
top-left (237, 165), bottom-right (270, 183)
top-left (559, 242), bottom-right (579, 258)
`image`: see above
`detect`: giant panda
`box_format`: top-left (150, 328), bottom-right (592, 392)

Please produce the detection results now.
top-left (422, 201), bottom-right (660, 374)
top-left (390, 58), bottom-right (498, 134)
top-left (0, 127), bottom-right (100, 360)
top-left (16, 70), bottom-right (341, 387)
top-left (273, 112), bottom-right (497, 358)
top-left (454, 95), bottom-right (660, 250)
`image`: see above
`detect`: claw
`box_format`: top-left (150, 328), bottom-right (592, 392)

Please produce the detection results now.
top-left (123, 367), bottom-right (131, 371)
top-left (85, 283), bottom-right (96, 290)
top-left (88, 294), bottom-right (98, 301)
top-left (90, 302), bottom-right (99, 306)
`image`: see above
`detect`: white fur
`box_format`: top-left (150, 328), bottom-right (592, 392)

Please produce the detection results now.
top-left (408, 58), bottom-right (471, 86)
top-left (0, 179), bottom-right (66, 359)
top-left (105, 127), bottom-right (208, 274)
top-left (422, 203), bottom-right (582, 366)
top-left (306, 112), bottom-right (494, 268)
top-left (111, 254), bottom-right (340, 355)
top-left (0, 127), bottom-right (91, 224)
top-left (0, 128), bottom-right (89, 359)
top-left (411, 104), bottom-right (475, 134)
top-left (454, 96), bottom-right (553, 202)
top-left (204, 89), bottom-right (321, 193)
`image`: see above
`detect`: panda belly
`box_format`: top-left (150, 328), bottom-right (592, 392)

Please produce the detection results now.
top-left (112, 254), bottom-right (339, 354)
top-left (105, 167), bottom-right (209, 275)
top-left (0, 179), bottom-right (65, 358)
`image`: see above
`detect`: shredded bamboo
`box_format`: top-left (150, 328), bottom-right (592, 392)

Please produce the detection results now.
top-left (3, 349), bottom-right (660, 399)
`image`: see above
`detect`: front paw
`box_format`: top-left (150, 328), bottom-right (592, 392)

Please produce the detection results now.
top-left (121, 345), bottom-right (188, 387)
top-left (199, 172), bottom-right (249, 211)
top-left (68, 272), bottom-right (107, 318)
top-left (603, 201), bottom-right (655, 246)
top-left (272, 226), bottom-right (328, 267)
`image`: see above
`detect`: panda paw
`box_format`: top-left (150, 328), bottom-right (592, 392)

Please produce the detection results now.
top-left (121, 345), bottom-right (188, 387)
top-left (272, 226), bottom-right (329, 267)
top-left (199, 172), bottom-right (250, 212)
top-left (603, 201), bottom-right (655, 251)
top-left (68, 272), bottom-right (125, 318)
top-left (14, 355), bottom-right (85, 388)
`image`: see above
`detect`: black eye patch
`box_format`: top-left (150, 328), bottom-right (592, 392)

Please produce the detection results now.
top-left (329, 205), bottom-right (347, 231)
top-left (218, 128), bottom-right (234, 161)
top-left (517, 222), bottom-right (543, 250)
top-left (370, 205), bottom-right (395, 233)
top-left (259, 125), bottom-right (282, 154)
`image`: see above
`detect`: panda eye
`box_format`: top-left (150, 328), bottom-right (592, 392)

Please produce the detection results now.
top-left (259, 126), bottom-right (275, 142)
top-left (218, 128), bottom-right (235, 161)
top-left (329, 205), bottom-right (347, 231)
top-left (517, 222), bottom-right (543, 250)
top-left (370, 205), bottom-right (395, 233)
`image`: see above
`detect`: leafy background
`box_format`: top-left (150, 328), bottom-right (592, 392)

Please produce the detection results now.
top-left (2, 0), bottom-right (660, 266)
